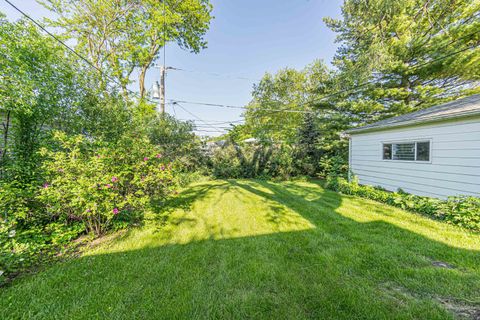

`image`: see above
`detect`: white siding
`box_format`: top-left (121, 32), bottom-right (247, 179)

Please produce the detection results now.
top-left (349, 116), bottom-right (480, 199)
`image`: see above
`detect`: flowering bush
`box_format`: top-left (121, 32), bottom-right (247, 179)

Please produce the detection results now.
top-left (38, 132), bottom-right (178, 235)
top-left (326, 176), bottom-right (480, 232)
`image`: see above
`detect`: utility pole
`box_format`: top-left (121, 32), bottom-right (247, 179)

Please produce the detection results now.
top-left (153, 64), bottom-right (171, 114)
top-left (159, 65), bottom-right (166, 114)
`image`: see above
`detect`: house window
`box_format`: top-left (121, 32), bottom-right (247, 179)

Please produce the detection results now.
top-left (383, 144), bottom-right (392, 160)
top-left (416, 141), bottom-right (430, 161)
top-left (382, 141), bottom-right (430, 162)
top-left (393, 143), bottom-right (415, 161)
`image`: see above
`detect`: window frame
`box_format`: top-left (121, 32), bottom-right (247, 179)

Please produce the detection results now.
top-left (381, 139), bottom-right (432, 163)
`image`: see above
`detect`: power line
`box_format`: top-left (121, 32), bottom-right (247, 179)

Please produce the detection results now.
top-left (176, 118), bottom-right (244, 124)
top-left (173, 102), bottom-right (226, 133)
top-left (178, 119), bottom-right (244, 124)
top-left (3, 0), bottom-right (242, 128)
top-left (2, 0), bottom-right (158, 105)
top-left (194, 130), bottom-right (227, 133)
top-left (169, 42), bottom-right (479, 116)
top-left (169, 99), bottom-right (316, 114)
top-left (299, 40), bottom-right (480, 109)
top-left (169, 67), bottom-right (260, 82)
top-left (194, 126), bottom-right (234, 129)
top-left (6, 0), bottom-right (478, 124)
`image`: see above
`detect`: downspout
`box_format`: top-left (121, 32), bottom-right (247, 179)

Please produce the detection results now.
top-left (348, 135), bottom-right (352, 182)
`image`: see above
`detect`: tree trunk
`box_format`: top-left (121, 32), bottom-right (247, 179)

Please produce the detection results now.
top-left (1, 110), bottom-right (11, 160)
top-left (1, 110), bottom-right (11, 178)
top-left (139, 66), bottom-right (148, 100)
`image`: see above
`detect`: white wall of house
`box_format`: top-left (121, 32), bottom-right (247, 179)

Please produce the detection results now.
top-left (349, 116), bottom-right (480, 199)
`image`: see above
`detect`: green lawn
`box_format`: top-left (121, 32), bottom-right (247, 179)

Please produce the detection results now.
top-left (1, 179), bottom-right (479, 319)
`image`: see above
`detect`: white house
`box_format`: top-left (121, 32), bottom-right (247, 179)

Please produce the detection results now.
top-left (347, 94), bottom-right (480, 199)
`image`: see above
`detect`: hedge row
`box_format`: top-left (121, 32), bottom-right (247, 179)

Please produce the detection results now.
top-left (325, 177), bottom-right (480, 232)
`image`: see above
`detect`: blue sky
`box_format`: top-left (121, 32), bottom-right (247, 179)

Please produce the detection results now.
top-left (1, 0), bottom-right (343, 136)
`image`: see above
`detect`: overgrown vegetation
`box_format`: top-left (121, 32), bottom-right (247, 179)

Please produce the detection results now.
top-left (326, 176), bottom-right (480, 232)
top-left (225, 0), bottom-right (479, 178)
top-left (1, 0), bottom-right (479, 289)
top-left (0, 1), bottom-right (212, 282)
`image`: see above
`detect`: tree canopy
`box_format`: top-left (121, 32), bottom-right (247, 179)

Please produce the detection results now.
top-left (235, 0), bottom-right (480, 176)
top-left (38, 0), bottom-right (213, 99)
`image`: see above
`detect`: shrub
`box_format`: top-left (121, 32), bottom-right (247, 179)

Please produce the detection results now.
top-left (319, 155), bottom-right (348, 179)
top-left (437, 196), bottom-right (480, 231)
top-left (326, 176), bottom-right (480, 232)
top-left (210, 141), bottom-right (296, 179)
top-left (0, 220), bottom-right (84, 285)
top-left (38, 132), bottom-right (178, 236)
top-left (211, 143), bottom-right (244, 178)
top-left (0, 181), bottom-right (37, 225)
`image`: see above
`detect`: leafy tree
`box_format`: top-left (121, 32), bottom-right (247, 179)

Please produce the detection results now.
top-left (243, 60), bottom-right (333, 144)
top-left (294, 113), bottom-right (322, 175)
top-left (136, 111), bottom-right (204, 170)
top-left (38, 0), bottom-right (213, 98)
top-left (323, 0), bottom-right (480, 125)
top-left (0, 16), bottom-right (89, 181)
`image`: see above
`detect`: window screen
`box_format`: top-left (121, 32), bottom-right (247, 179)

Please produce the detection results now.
top-left (416, 141), bottom-right (430, 161)
top-left (383, 144), bottom-right (392, 160)
top-left (393, 143), bottom-right (415, 161)
top-left (382, 141), bottom-right (430, 162)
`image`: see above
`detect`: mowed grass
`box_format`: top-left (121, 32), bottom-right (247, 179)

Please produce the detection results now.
top-left (1, 179), bottom-right (479, 319)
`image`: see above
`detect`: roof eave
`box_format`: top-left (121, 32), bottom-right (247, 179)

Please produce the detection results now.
top-left (345, 110), bottom-right (480, 135)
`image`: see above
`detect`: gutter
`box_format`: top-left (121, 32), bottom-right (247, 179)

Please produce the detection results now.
top-left (345, 110), bottom-right (480, 135)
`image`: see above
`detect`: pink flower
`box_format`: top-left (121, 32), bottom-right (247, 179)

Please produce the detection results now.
top-left (160, 165), bottom-right (165, 171)
top-left (106, 184), bottom-right (112, 189)
top-left (113, 208), bottom-right (119, 215)
top-left (86, 209), bottom-right (91, 213)
top-left (43, 183), bottom-right (49, 189)
top-left (155, 153), bottom-right (162, 158)
top-left (143, 157), bottom-right (149, 161)
top-left (111, 176), bottom-right (118, 182)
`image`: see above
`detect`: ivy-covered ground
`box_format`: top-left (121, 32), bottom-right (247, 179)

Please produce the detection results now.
top-left (1, 180), bottom-right (479, 319)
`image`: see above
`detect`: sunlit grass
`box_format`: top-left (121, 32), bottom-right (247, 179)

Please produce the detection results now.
top-left (1, 179), bottom-right (479, 319)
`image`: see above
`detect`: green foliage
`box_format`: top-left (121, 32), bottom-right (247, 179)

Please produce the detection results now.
top-left (1, 180), bottom-right (479, 318)
top-left (0, 221), bottom-right (84, 285)
top-left (38, 132), bottom-right (178, 235)
top-left (318, 155), bottom-right (348, 178)
top-left (0, 16), bottom-right (90, 181)
top-left (326, 176), bottom-right (480, 232)
top-left (0, 16), bottom-right (131, 183)
top-left (243, 61), bottom-right (333, 144)
top-left (210, 141), bottom-right (295, 179)
top-left (293, 114), bottom-right (322, 176)
top-left (323, 0), bottom-right (480, 127)
top-left (137, 113), bottom-right (205, 171)
top-left (217, 112), bottom-right (348, 179)
top-left (38, 0), bottom-right (213, 98)
top-left (235, 0), bottom-right (479, 182)
top-left (437, 196), bottom-right (480, 231)
top-left (0, 181), bottom-right (37, 225)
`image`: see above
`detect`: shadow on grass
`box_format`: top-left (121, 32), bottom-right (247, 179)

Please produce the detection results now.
top-left (1, 180), bottom-right (479, 319)
top-left (149, 180), bottom-right (231, 233)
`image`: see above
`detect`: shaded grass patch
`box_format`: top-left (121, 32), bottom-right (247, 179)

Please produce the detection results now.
top-left (0, 179), bottom-right (479, 319)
